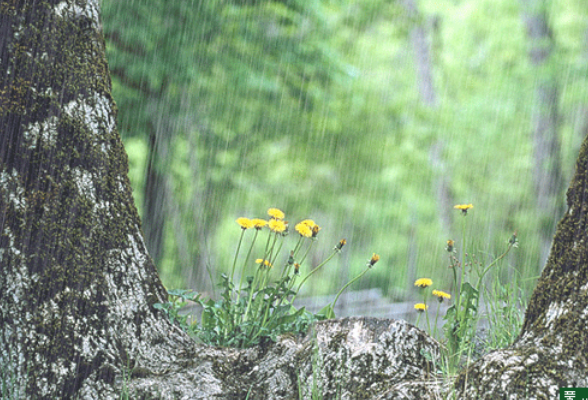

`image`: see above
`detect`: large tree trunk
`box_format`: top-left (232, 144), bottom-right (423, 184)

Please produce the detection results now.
top-left (0, 2), bottom-right (195, 397)
top-left (522, 0), bottom-right (564, 266)
top-left (404, 0), bottom-right (437, 107)
top-left (143, 127), bottom-right (168, 268)
top-left (0, 2), bottom-right (441, 398)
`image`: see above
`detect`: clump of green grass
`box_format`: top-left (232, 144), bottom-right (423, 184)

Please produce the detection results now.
top-left (412, 203), bottom-right (525, 375)
top-left (155, 207), bottom-right (378, 348)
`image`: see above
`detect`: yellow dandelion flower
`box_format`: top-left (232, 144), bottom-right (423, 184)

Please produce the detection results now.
top-left (414, 303), bottom-right (428, 312)
top-left (446, 239), bottom-right (454, 252)
top-left (432, 290), bottom-right (451, 302)
top-left (300, 219), bottom-right (316, 228)
top-left (295, 222), bottom-right (313, 238)
top-left (255, 259), bottom-right (272, 268)
top-left (267, 208), bottom-right (285, 220)
top-left (268, 219), bottom-right (287, 233)
top-left (294, 263), bottom-right (300, 275)
top-left (368, 253), bottom-right (380, 267)
top-left (414, 278), bottom-right (433, 288)
top-left (454, 204), bottom-right (473, 215)
top-left (236, 217), bottom-right (254, 230)
top-left (251, 218), bottom-right (267, 230)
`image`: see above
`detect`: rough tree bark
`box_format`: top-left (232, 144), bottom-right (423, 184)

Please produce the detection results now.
top-left (0, 1), bottom-right (197, 398)
top-left (0, 2), bottom-right (441, 399)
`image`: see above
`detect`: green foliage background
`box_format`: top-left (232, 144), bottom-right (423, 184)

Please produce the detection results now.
top-left (102, 0), bottom-right (588, 302)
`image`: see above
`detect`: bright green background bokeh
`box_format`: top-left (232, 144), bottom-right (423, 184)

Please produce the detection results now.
top-left (102, 0), bottom-right (588, 302)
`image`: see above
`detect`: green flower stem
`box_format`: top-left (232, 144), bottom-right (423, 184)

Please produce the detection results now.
top-left (290, 249), bottom-right (337, 305)
top-left (250, 267), bottom-right (272, 320)
top-left (330, 267), bottom-right (370, 312)
top-left (298, 240), bottom-right (314, 266)
top-left (450, 254), bottom-right (458, 295)
top-left (264, 232), bottom-right (280, 266)
top-left (456, 214), bottom-right (468, 321)
top-left (270, 236), bottom-right (284, 268)
top-left (243, 266), bottom-right (264, 321)
top-left (422, 291), bottom-right (431, 334)
top-left (473, 240), bottom-right (515, 315)
top-left (281, 236), bottom-right (304, 279)
top-left (230, 229), bottom-right (247, 285)
top-left (477, 241), bottom-right (514, 287)
top-left (292, 236), bottom-right (304, 258)
top-left (228, 229), bottom-right (247, 332)
top-left (433, 301), bottom-right (441, 338)
top-left (251, 273), bottom-right (300, 346)
top-left (237, 229), bottom-right (260, 298)
top-left (261, 230), bottom-right (273, 262)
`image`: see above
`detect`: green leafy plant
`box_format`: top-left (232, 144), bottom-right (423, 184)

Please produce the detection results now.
top-left (444, 204), bottom-right (518, 372)
top-left (412, 204), bottom-right (519, 375)
top-left (154, 208), bottom-right (378, 348)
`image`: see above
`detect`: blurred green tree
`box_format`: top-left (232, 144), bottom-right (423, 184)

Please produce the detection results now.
top-left (103, 0), bottom-right (345, 290)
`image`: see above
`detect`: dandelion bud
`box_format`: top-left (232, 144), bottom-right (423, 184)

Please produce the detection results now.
top-left (368, 253), bottom-right (380, 267)
top-left (311, 224), bottom-right (321, 238)
top-left (335, 239), bottom-right (347, 252)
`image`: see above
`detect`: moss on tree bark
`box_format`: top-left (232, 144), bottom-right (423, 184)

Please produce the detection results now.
top-left (0, 1), bottom-right (196, 397)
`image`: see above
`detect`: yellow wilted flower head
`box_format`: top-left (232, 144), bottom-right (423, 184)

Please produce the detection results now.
top-left (414, 278), bottom-right (433, 288)
top-left (255, 259), bottom-right (272, 268)
top-left (414, 303), bottom-right (428, 312)
top-left (368, 253), bottom-right (380, 267)
top-left (295, 222), bottom-right (313, 238)
top-left (251, 218), bottom-right (267, 230)
top-left (267, 208), bottom-right (285, 220)
top-left (454, 204), bottom-right (473, 215)
top-left (335, 239), bottom-right (347, 252)
top-left (236, 217), bottom-right (254, 230)
top-left (311, 224), bottom-right (321, 238)
top-left (432, 289), bottom-right (451, 302)
top-left (446, 239), bottom-right (455, 252)
top-left (268, 219), bottom-right (287, 233)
